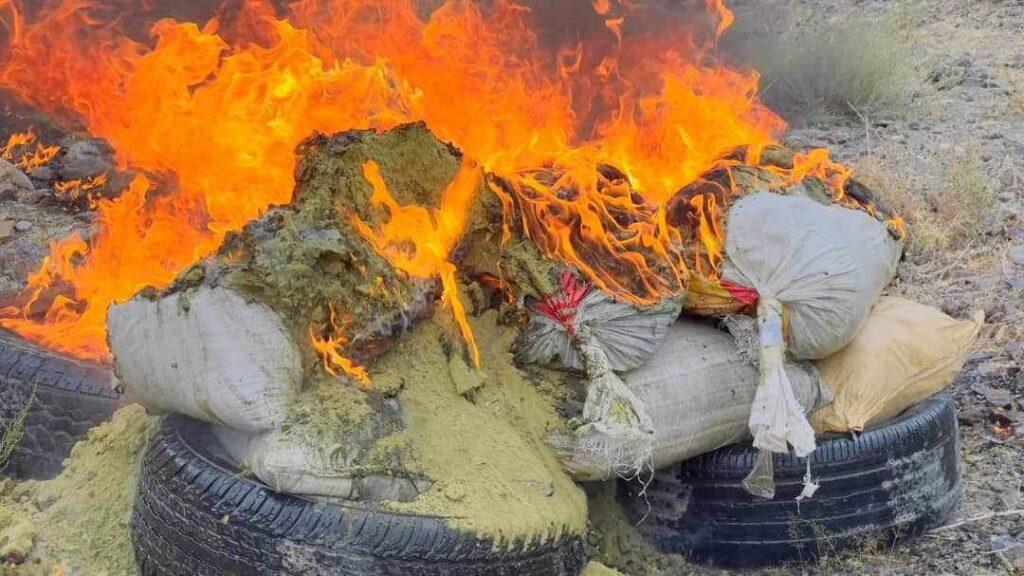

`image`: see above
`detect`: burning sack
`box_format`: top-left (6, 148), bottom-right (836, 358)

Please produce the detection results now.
top-left (720, 193), bottom-right (902, 496)
top-left (518, 272), bottom-right (681, 480)
top-left (810, 297), bottom-right (983, 433)
top-left (107, 125), bottom-right (458, 429)
top-left (551, 319), bottom-right (832, 480)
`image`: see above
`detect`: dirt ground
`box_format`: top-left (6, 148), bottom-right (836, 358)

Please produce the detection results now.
top-left (0, 0), bottom-right (1021, 575)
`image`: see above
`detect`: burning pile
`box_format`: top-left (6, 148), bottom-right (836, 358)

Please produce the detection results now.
top-left (0, 0), bottom-right (982, 568)
top-left (105, 119), bottom-right (904, 509)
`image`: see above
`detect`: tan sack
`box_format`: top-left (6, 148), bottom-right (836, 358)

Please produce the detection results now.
top-left (810, 296), bottom-right (984, 433)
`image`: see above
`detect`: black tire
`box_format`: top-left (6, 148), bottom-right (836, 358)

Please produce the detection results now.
top-left (132, 416), bottom-right (588, 576)
top-left (624, 392), bottom-right (962, 568)
top-left (0, 329), bottom-right (119, 479)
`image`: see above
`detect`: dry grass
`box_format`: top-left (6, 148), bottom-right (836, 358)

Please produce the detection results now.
top-left (728, 9), bottom-right (922, 122)
top-left (855, 147), bottom-right (997, 256)
top-left (0, 387), bottom-right (33, 470)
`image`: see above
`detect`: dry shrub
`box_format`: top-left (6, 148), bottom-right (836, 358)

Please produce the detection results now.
top-left (855, 148), bottom-right (997, 255)
top-left (0, 387), bottom-right (32, 469)
top-left (728, 12), bottom-right (920, 121)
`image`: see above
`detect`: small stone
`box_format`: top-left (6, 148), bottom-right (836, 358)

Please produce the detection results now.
top-left (27, 165), bottom-right (56, 182)
top-left (1007, 341), bottom-right (1024, 363)
top-left (958, 405), bottom-right (987, 425)
top-left (13, 220), bottom-right (31, 232)
top-left (31, 490), bottom-right (57, 512)
top-left (974, 382), bottom-right (1015, 407)
top-left (1010, 246), bottom-right (1024, 268)
top-left (74, 211), bottom-right (97, 224)
top-left (57, 138), bottom-right (113, 180)
top-left (0, 158), bottom-right (32, 198)
top-left (3, 549), bottom-right (26, 565)
top-left (991, 534), bottom-right (1024, 572)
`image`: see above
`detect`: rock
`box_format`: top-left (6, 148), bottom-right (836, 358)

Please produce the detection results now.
top-left (581, 561), bottom-right (624, 576)
top-left (1011, 246), bottom-right (1024, 268)
top-left (449, 354), bottom-right (487, 396)
top-left (991, 534), bottom-right (1024, 573)
top-left (958, 405), bottom-right (986, 425)
top-left (442, 481), bottom-right (466, 502)
top-left (0, 158), bottom-right (32, 199)
top-left (13, 220), bottom-right (31, 232)
top-left (2, 549), bottom-right (26, 565)
top-left (57, 138), bottom-right (113, 180)
top-left (973, 382), bottom-right (1015, 407)
top-left (27, 165), bottom-right (57, 182)
top-left (74, 211), bottom-right (97, 224)
top-left (16, 188), bottom-right (47, 205)
top-left (1008, 341), bottom-right (1024, 363)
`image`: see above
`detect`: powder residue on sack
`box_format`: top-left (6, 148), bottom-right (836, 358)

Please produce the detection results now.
top-left (376, 309), bottom-right (587, 545)
top-left (0, 405), bottom-right (157, 575)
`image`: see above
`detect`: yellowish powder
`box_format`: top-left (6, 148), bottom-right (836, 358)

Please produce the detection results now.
top-left (376, 310), bottom-right (588, 545)
top-left (0, 405), bottom-right (157, 575)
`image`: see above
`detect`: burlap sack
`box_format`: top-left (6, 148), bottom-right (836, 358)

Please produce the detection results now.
top-left (810, 296), bottom-right (983, 433)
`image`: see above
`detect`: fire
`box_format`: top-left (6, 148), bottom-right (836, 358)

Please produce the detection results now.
top-left (54, 173), bottom-right (107, 203)
top-left (351, 159), bottom-right (482, 366)
top-left (0, 0), bottom-right (894, 362)
top-left (309, 304), bottom-right (371, 386)
top-left (1, 128), bottom-right (59, 171)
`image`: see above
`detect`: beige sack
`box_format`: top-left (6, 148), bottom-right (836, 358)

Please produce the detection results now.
top-left (810, 297), bottom-right (984, 433)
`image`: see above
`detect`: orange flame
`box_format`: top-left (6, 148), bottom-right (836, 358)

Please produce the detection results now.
top-left (706, 0), bottom-right (734, 39)
top-left (54, 173), bottom-right (107, 202)
top-left (351, 159), bottom-right (481, 366)
top-left (0, 0), bottom-right (882, 361)
top-left (1, 128), bottom-right (59, 171)
top-left (309, 304), bottom-right (371, 386)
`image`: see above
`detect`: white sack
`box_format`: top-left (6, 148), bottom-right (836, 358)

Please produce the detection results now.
top-left (551, 320), bottom-right (831, 479)
top-left (516, 272), bottom-right (680, 481)
top-left (548, 323), bottom-right (658, 482)
top-left (108, 286), bottom-right (303, 431)
top-left (721, 193), bottom-right (902, 361)
top-left (213, 426), bottom-right (429, 501)
top-left (516, 275), bottom-right (682, 372)
top-left (632, 319), bottom-right (831, 469)
top-left (721, 193), bottom-right (901, 495)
